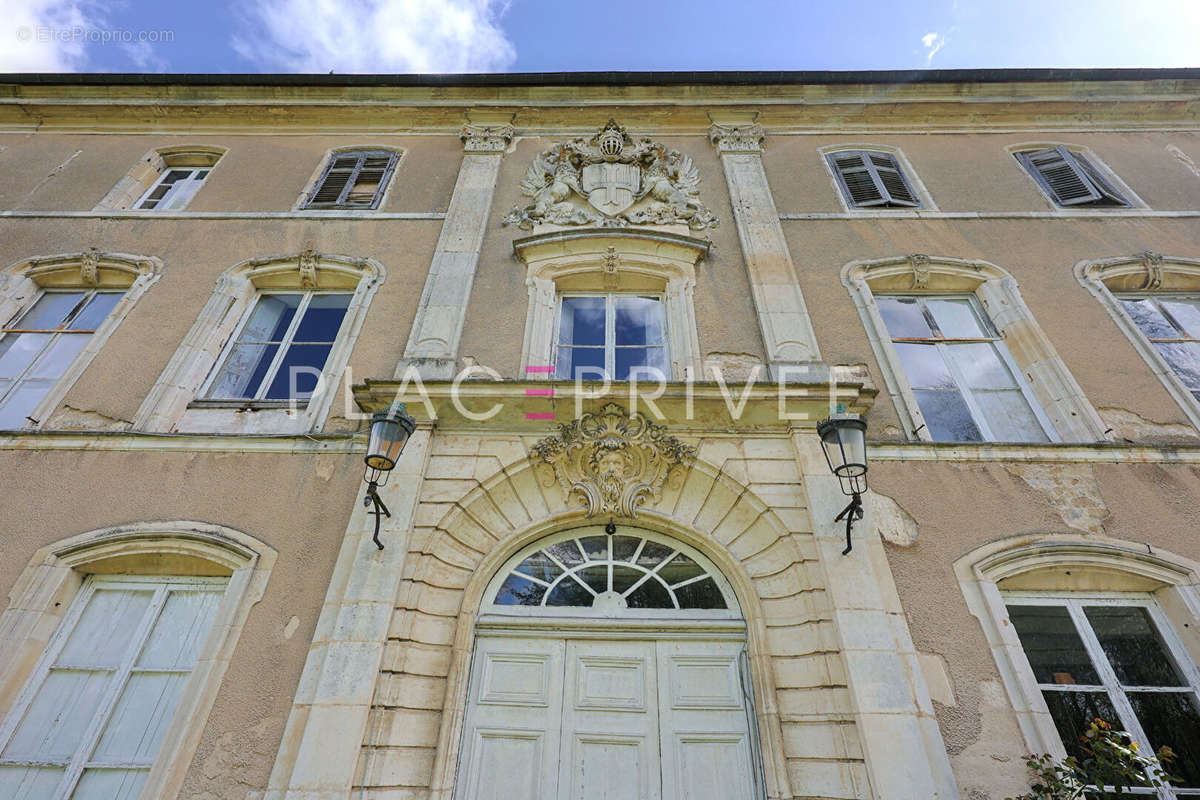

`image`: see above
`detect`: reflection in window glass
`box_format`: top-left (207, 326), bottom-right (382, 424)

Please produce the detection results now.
top-left (556, 294), bottom-right (668, 381)
top-left (1007, 598), bottom-right (1200, 791)
top-left (492, 531), bottom-right (727, 612)
top-left (205, 292), bottom-right (350, 403)
top-left (878, 295), bottom-right (1052, 442)
top-left (1120, 295), bottom-right (1200, 403)
top-left (0, 290), bottom-right (125, 429)
top-left (136, 168), bottom-right (211, 211)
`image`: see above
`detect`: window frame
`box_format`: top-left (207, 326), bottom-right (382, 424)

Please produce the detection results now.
top-left (876, 292), bottom-right (1057, 443)
top-left (552, 291), bottom-right (670, 382)
top-left (1115, 293), bottom-right (1200, 405)
top-left (1003, 591), bottom-right (1200, 798)
top-left (0, 574), bottom-right (228, 799)
top-left (299, 148), bottom-right (401, 211)
top-left (196, 289), bottom-right (352, 406)
top-left (94, 146), bottom-right (226, 213)
top-left (134, 167), bottom-right (211, 211)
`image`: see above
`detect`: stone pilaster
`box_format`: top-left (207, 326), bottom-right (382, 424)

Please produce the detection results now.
top-left (395, 120), bottom-right (514, 380)
top-left (710, 122), bottom-right (822, 377)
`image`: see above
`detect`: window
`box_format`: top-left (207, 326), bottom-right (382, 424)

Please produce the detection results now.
top-left (555, 294), bottom-right (668, 381)
top-left (0, 575), bottom-right (227, 800)
top-left (134, 168), bottom-right (210, 210)
top-left (302, 150), bottom-right (398, 210)
top-left (201, 291), bottom-right (351, 403)
top-left (875, 294), bottom-right (1054, 442)
top-left (826, 150), bottom-right (920, 208)
top-left (94, 146), bottom-right (225, 212)
top-left (1006, 595), bottom-right (1200, 794)
top-left (0, 290), bottom-right (124, 429)
top-left (1117, 295), bottom-right (1200, 404)
top-left (1015, 146), bottom-right (1129, 208)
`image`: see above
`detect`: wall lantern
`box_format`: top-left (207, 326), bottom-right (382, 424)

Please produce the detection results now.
top-left (363, 405), bottom-right (416, 550)
top-left (817, 414), bottom-right (868, 555)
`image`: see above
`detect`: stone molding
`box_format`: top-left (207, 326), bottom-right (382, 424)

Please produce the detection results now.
top-left (530, 402), bottom-right (695, 517)
top-left (460, 123), bottom-right (515, 153)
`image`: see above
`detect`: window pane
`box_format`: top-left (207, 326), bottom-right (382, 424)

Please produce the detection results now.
top-left (946, 343), bottom-right (1018, 389)
top-left (0, 333), bottom-right (51, 378)
top-left (912, 389), bottom-right (982, 442)
top-left (514, 552), bottom-right (562, 584)
top-left (28, 334), bottom-right (89, 379)
top-left (1126, 691), bottom-right (1200, 786)
top-left (636, 541), bottom-right (675, 569)
top-left (975, 391), bottom-right (1049, 443)
top-left (207, 343), bottom-right (278, 399)
top-left (545, 579), bottom-right (593, 607)
top-left (240, 295), bottom-right (302, 343)
top-left (1154, 342), bottom-right (1200, 389)
top-left (580, 536), bottom-right (608, 560)
top-left (656, 553), bottom-right (705, 587)
top-left (291, 295), bottom-right (351, 342)
top-left (0, 381), bottom-right (52, 429)
top-left (556, 346), bottom-right (604, 381)
top-left (612, 565), bottom-right (645, 594)
top-left (68, 293), bottom-right (123, 331)
top-left (545, 539), bottom-right (585, 568)
top-left (2, 669), bottom-right (111, 761)
top-left (159, 175), bottom-right (204, 211)
top-left (894, 342), bottom-right (956, 389)
top-left (1007, 604), bottom-right (1101, 685)
top-left (263, 343), bottom-right (333, 400)
top-left (611, 536), bottom-right (640, 562)
top-left (626, 577), bottom-right (673, 609)
top-left (493, 574), bottom-right (547, 606)
top-left (614, 296), bottom-right (664, 346)
top-left (578, 566), bottom-right (607, 594)
top-left (675, 577), bottom-right (727, 609)
top-left (15, 292), bottom-right (87, 330)
top-left (1160, 298), bottom-right (1200, 338)
top-left (1082, 606), bottom-right (1187, 687)
top-left (0, 765), bottom-right (65, 798)
top-left (926, 298), bottom-right (988, 338)
top-left (876, 297), bottom-right (932, 339)
top-left (91, 672), bottom-right (187, 764)
top-left (1122, 298), bottom-right (1178, 339)
top-left (138, 590), bottom-right (222, 670)
top-left (615, 347), bottom-right (668, 382)
top-left (1041, 690), bottom-right (1119, 762)
top-left (59, 588), bottom-right (154, 668)
top-left (72, 768), bottom-right (148, 800)
top-left (559, 296), bottom-right (606, 346)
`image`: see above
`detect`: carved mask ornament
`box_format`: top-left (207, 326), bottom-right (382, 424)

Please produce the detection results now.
top-left (531, 402), bottom-right (695, 518)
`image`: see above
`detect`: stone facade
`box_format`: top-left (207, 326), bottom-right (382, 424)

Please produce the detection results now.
top-left (0, 69), bottom-right (1198, 800)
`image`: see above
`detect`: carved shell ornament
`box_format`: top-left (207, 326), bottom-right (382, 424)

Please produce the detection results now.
top-left (531, 403), bottom-right (696, 518)
top-left (503, 119), bottom-right (719, 232)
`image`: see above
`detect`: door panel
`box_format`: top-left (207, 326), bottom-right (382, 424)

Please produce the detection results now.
top-left (656, 640), bottom-right (757, 800)
top-left (560, 641), bottom-right (660, 800)
top-left (456, 636), bottom-right (565, 800)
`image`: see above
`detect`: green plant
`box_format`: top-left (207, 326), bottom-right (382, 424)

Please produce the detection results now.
top-left (1006, 718), bottom-right (1178, 800)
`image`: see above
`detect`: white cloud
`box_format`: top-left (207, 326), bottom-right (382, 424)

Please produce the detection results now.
top-left (233, 0), bottom-right (517, 73)
top-left (920, 30), bottom-right (946, 65)
top-left (2, 0), bottom-right (103, 71)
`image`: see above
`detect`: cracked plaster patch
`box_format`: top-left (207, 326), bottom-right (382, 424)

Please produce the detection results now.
top-left (1006, 463), bottom-right (1109, 535)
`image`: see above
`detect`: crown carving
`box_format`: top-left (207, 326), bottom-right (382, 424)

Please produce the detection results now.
top-left (531, 402), bottom-right (695, 518)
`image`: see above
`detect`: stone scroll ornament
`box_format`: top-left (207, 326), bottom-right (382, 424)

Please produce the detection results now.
top-left (531, 402), bottom-right (696, 518)
top-left (503, 119), bottom-right (719, 231)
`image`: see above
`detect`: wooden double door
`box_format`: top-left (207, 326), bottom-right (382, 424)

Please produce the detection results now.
top-left (455, 631), bottom-right (762, 800)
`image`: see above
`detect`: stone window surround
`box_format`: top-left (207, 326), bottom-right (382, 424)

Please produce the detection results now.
top-left (515, 229), bottom-right (706, 381)
top-left (1076, 253), bottom-right (1200, 431)
top-left (1006, 141), bottom-right (1149, 212)
top-left (93, 145), bottom-right (227, 212)
top-left (955, 534), bottom-right (1200, 759)
top-left (291, 144), bottom-right (406, 212)
top-left (0, 250), bottom-right (162, 430)
top-left (842, 253), bottom-right (1108, 443)
top-left (133, 252), bottom-right (384, 434)
top-left (0, 522), bottom-right (275, 800)
top-left (817, 143), bottom-right (939, 213)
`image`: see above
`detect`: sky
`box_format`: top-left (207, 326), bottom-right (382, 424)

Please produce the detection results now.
top-left (2, 0), bottom-right (1198, 74)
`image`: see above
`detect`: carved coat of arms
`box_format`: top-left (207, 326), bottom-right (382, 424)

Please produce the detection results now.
top-left (503, 119), bottom-right (719, 231)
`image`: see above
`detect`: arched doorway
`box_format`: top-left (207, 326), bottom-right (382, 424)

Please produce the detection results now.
top-left (455, 523), bottom-right (765, 799)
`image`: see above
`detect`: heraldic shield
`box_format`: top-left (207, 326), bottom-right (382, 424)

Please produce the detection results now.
top-left (582, 162), bottom-right (640, 215)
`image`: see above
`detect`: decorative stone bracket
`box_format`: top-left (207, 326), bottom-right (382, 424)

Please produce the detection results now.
top-left (531, 402), bottom-right (695, 517)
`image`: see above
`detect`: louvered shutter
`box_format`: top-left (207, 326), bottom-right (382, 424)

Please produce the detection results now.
top-left (343, 153), bottom-right (398, 208)
top-left (1016, 146), bottom-right (1126, 207)
top-left (306, 154), bottom-right (362, 208)
top-left (828, 150), bottom-right (920, 208)
top-left (304, 150), bottom-right (398, 209)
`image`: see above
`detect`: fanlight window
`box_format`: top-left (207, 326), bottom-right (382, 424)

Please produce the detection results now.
top-left (489, 528), bottom-right (735, 613)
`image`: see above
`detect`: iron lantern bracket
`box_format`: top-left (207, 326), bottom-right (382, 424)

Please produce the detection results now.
top-left (364, 480), bottom-right (392, 550)
top-left (834, 492), bottom-right (864, 555)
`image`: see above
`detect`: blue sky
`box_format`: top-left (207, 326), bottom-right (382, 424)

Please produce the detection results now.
top-left (4, 0), bottom-right (1199, 74)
